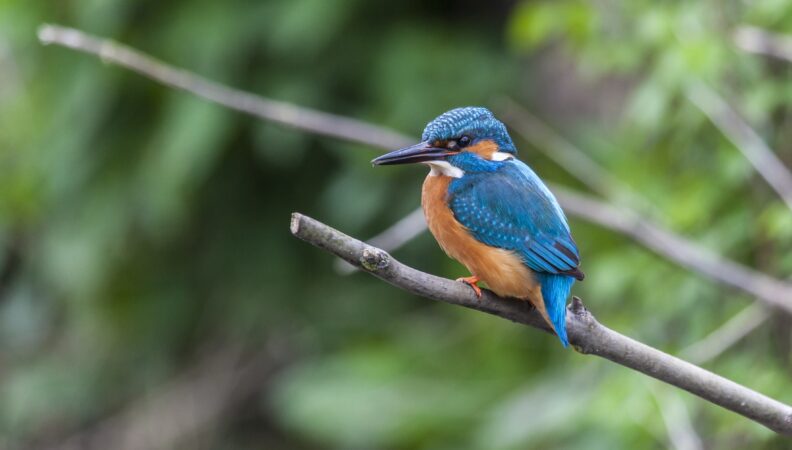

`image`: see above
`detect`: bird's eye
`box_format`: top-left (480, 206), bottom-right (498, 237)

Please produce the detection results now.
top-left (458, 135), bottom-right (471, 148)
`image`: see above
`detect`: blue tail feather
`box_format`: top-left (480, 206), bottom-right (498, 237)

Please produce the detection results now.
top-left (537, 273), bottom-right (574, 347)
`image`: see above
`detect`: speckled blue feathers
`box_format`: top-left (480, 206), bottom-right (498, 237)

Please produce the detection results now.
top-left (448, 161), bottom-right (583, 279)
top-left (448, 159), bottom-right (583, 346)
top-left (422, 107), bottom-right (517, 153)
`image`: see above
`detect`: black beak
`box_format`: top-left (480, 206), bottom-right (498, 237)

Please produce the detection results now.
top-left (371, 141), bottom-right (452, 166)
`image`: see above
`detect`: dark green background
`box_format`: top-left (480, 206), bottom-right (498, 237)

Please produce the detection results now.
top-left (1, 0), bottom-right (791, 448)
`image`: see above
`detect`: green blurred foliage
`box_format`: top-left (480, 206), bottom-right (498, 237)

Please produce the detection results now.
top-left (0, 0), bottom-right (790, 448)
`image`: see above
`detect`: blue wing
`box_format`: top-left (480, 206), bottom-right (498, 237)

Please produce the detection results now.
top-left (448, 160), bottom-right (584, 280)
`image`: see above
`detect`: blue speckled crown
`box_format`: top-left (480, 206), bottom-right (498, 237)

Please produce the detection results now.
top-left (421, 107), bottom-right (516, 154)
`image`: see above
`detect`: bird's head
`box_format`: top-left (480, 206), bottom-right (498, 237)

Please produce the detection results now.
top-left (372, 107), bottom-right (516, 177)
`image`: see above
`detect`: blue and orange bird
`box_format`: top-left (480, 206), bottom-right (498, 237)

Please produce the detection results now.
top-left (372, 107), bottom-right (584, 347)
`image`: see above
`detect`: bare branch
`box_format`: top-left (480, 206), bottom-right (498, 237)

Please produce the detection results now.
top-left (734, 26), bottom-right (792, 63)
top-left (290, 212), bottom-right (792, 435)
top-left (37, 24), bottom-right (412, 151)
top-left (686, 81), bottom-right (792, 211)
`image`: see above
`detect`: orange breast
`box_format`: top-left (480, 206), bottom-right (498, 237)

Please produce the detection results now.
top-left (421, 174), bottom-right (550, 324)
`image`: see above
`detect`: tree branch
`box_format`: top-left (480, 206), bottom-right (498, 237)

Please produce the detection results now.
top-left (290, 212), bottom-right (792, 435)
top-left (37, 24), bottom-right (412, 151)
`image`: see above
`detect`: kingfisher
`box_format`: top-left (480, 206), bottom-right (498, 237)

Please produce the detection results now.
top-left (372, 107), bottom-right (584, 347)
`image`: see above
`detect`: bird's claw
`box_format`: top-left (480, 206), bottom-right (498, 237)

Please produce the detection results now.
top-left (456, 275), bottom-right (482, 299)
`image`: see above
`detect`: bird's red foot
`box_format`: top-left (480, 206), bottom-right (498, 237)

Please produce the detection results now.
top-left (456, 275), bottom-right (482, 298)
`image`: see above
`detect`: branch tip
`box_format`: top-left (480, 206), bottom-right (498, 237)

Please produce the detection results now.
top-left (289, 213), bottom-right (302, 236)
top-left (37, 24), bottom-right (55, 45)
top-left (570, 296), bottom-right (587, 316)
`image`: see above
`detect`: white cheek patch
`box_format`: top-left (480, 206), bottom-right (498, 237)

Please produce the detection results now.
top-left (425, 161), bottom-right (464, 178)
top-left (491, 151), bottom-right (513, 161)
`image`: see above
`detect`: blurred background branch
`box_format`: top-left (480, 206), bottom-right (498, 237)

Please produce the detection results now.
top-left (686, 81), bottom-right (792, 212)
top-left (37, 24), bottom-right (412, 151)
top-left (734, 26), bottom-right (792, 62)
top-left (553, 187), bottom-right (792, 314)
top-left (497, 98), bottom-right (656, 213)
top-left (650, 384), bottom-right (704, 450)
top-left (681, 304), bottom-right (770, 365)
top-left (334, 207), bottom-right (426, 274)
